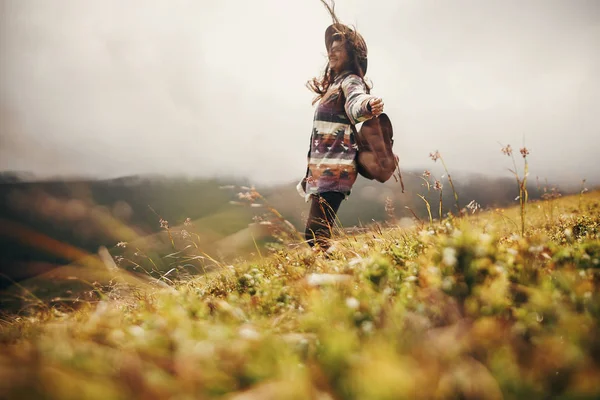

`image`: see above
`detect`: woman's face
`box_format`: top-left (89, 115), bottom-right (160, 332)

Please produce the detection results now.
top-left (328, 39), bottom-right (349, 74)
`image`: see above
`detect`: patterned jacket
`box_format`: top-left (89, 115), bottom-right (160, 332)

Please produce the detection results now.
top-left (298, 71), bottom-right (376, 201)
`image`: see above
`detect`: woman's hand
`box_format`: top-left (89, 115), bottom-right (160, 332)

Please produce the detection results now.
top-left (368, 97), bottom-right (384, 116)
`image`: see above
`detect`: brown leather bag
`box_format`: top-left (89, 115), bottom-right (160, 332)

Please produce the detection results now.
top-left (349, 113), bottom-right (403, 188)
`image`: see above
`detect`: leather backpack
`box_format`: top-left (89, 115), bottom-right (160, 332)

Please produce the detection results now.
top-left (338, 82), bottom-right (402, 187)
top-left (349, 113), bottom-right (399, 184)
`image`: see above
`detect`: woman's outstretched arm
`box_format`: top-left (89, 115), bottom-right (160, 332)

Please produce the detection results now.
top-left (341, 75), bottom-right (383, 124)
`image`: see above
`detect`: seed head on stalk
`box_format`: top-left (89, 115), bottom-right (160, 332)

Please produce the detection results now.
top-left (428, 150), bottom-right (460, 214)
top-left (500, 142), bottom-right (530, 236)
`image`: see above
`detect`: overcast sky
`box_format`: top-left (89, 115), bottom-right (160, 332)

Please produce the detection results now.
top-left (1, 0), bottom-right (599, 186)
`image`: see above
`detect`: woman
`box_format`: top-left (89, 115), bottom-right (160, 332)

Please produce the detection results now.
top-left (298, 23), bottom-right (384, 250)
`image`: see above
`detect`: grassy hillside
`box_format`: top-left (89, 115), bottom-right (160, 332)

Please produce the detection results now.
top-left (1, 171), bottom-right (587, 286)
top-left (1, 190), bottom-right (599, 399)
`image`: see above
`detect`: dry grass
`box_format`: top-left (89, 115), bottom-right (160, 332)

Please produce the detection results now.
top-left (1, 190), bottom-right (599, 399)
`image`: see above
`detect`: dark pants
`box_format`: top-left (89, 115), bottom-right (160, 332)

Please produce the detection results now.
top-left (304, 192), bottom-right (345, 249)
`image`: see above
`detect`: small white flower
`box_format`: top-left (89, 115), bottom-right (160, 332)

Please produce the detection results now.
top-left (466, 200), bottom-right (481, 214)
top-left (442, 277), bottom-right (454, 291)
top-left (306, 274), bottom-right (352, 287)
top-left (348, 257), bottom-right (363, 267)
top-left (239, 325), bottom-right (261, 341)
top-left (128, 325), bottom-right (145, 338)
top-left (361, 321), bottom-right (374, 333)
top-left (237, 192), bottom-right (253, 200)
top-left (528, 245), bottom-right (544, 254)
top-left (479, 233), bottom-right (492, 243)
top-left (427, 266), bottom-right (440, 275)
top-left (442, 247), bottom-right (457, 267)
top-left (345, 297), bottom-right (360, 310)
top-left (536, 313), bottom-right (544, 323)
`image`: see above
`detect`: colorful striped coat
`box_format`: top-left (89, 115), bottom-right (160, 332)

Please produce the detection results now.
top-left (298, 72), bottom-right (376, 201)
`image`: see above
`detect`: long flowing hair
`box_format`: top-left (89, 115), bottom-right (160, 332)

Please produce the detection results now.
top-left (307, 1), bottom-right (371, 105)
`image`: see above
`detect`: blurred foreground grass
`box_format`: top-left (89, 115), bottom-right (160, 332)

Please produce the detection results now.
top-left (1, 191), bottom-right (599, 399)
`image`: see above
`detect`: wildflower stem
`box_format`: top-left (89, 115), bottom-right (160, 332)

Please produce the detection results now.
top-left (439, 190), bottom-right (443, 223)
top-left (0, 273), bottom-right (46, 307)
top-left (439, 156), bottom-right (460, 213)
top-left (418, 176), bottom-right (431, 191)
top-left (417, 194), bottom-right (433, 228)
top-left (521, 156), bottom-right (529, 236)
top-left (254, 192), bottom-right (306, 244)
top-left (509, 153), bottom-right (526, 236)
top-left (127, 256), bottom-right (153, 277)
top-left (404, 206), bottom-right (424, 229)
top-left (250, 231), bottom-right (263, 260)
top-left (579, 178), bottom-right (587, 212)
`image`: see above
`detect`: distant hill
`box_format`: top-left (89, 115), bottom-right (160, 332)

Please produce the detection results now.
top-left (0, 171), bottom-right (585, 287)
top-left (0, 175), bottom-right (251, 286)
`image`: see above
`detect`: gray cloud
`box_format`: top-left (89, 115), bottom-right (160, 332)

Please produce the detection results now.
top-left (1, 0), bottom-right (599, 185)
